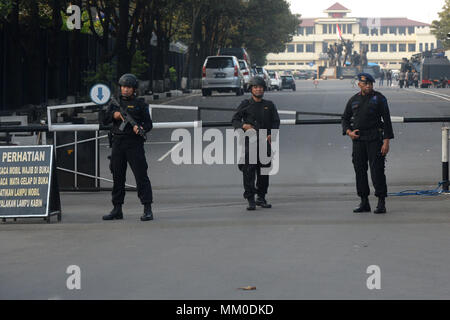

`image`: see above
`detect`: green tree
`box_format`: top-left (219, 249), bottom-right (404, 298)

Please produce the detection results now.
top-left (431, 0), bottom-right (450, 49)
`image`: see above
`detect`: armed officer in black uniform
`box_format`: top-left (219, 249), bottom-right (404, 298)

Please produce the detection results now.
top-left (342, 73), bottom-right (394, 214)
top-left (102, 73), bottom-right (154, 221)
top-left (232, 76), bottom-right (280, 210)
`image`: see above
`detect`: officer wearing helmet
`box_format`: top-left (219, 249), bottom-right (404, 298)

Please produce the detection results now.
top-left (102, 73), bottom-right (154, 221)
top-left (232, 76), bottom-right (280, 210)
top-left (342, 73), bottom-right (394, 214)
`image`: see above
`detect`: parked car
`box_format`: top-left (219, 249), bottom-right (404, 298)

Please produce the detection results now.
top-left (218, 47), bottom-right (251, 68)
top-left (268, 71), bottom-right (282, 90)
top-left (201, 56), bottom-right (244, 96)
top-left (281, 75), bottom-right (296, 91)
top-left (238, 59), bottom-right (251, 92)
top-left (296, 71), bottom-right (309, 80)
top-left (254, 66), bottom-right (271, 90)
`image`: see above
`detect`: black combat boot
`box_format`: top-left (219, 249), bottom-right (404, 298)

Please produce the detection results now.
top-left (103, 204), bottom-right (123, 220)
top-left (140, 203), bottom-right (154, 221)
top-left (353, 197), bottom-right (371, 213)
top-left (247, 196), bottom-right (256, 211)
top-left (256, 196), bottom-right (272, 208)
top-left (373, 197), bottom-right (386, 214)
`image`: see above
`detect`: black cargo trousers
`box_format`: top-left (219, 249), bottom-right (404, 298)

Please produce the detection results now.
top-left (111, 136), bottom-right (153, 205)
top-left (240, 137), bottom-right (271, 199)
top-left (352, 131), bottom-right (387, 198)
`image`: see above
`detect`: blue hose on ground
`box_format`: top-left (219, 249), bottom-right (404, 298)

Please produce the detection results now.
top-left (388, 182), bottom-right (450, 196)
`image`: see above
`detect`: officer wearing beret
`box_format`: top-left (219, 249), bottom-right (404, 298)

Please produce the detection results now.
top-left (232, 76), bottom-right (280, 210)
top-left (342, 73), bottom-right (394, 214)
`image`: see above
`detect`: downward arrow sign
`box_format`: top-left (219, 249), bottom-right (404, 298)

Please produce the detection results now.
top-left (97, 87), bottom-right (104, 100)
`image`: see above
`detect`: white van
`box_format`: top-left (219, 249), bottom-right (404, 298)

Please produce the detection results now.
top-left (201, 56), bottom-right (244, 96)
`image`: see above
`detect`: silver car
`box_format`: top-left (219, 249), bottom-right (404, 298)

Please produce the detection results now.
top-left (201, 56), bottom-right (244, 96)
top-left (238, 59), bottom-right (251, 92)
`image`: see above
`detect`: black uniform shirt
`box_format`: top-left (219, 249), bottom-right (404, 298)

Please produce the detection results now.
top-left (232, 98), bottom-right (280, 135)
top-left (104, 96), bottom-right (153, 138)
top-left (342, 91), bottom-right (394, 140)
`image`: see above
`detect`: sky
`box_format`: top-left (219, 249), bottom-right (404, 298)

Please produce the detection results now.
top-left (288, 0), bottom-right (446, 24)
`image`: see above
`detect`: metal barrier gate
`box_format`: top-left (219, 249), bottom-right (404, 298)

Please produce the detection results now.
top-left (0, 102), bottom-right (449, 191)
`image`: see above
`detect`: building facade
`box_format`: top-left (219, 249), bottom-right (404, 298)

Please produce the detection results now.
top-left (265, 2), bottom-right (438, 72)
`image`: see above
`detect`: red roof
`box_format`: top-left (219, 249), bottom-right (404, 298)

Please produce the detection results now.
top-left (359, 18), bottom-right (430, 27)
top-left (299, 18), bottom-right (316, 27)
top-left (326, 2), bottom-right (349, 11)
top-left (299, 17), bottom-right (430, 27)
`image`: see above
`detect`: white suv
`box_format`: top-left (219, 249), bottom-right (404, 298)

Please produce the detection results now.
top-left (268, 71), bottom-right (282, 90)
top-left (201, 56), bottom-right (244, 96)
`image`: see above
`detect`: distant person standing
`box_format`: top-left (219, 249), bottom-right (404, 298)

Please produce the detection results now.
top-left (405, 71), bottom-right (410, 88)
top-left (379, 70), bottom-right (385, 86)
top-left (386, 70), bottom-right (392, 87)
top-left (399, 71), bottom-right (405, 88)
top-left (413, 71), bottom-right (419, 88)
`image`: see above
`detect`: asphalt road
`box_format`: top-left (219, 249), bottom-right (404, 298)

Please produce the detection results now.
top-left (1, 80), bottom-right (450, 300)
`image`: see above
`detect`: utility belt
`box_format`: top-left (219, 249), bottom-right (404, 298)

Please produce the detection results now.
top-left (357, 128), bottom-right (383, 141)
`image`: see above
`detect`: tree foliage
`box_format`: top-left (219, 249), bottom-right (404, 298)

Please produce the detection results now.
top-left (431, 0), bottom-right (450, 49)
top-left (1, 0), bottom-right (300, 105)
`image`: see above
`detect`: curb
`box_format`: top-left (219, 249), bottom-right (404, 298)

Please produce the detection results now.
top-left (143, 89), bottom-right (201, 103)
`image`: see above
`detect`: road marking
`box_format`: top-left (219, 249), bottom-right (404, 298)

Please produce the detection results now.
top-left (158, 142), bottom-right (183, 162)
top-left (413, 89), bottom-right (450, 102)
top-left (415, 89), bottom-right (450, 99)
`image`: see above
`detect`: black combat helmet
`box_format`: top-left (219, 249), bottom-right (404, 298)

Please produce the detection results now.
top-left (118, 73), bottom-right (138, 89)
top-left (248, 76), bottom-right (266, 90)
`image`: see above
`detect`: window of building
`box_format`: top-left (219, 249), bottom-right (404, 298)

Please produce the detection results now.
top-left (380, 43), bottom-right (388, 52)
top-left (408, 27), bottom-right (415, 34)
top-left (342, 24), bottom-right (346, 34)
top-left (306, 27), bottom-right (314, 35)
top-left (425, 43), bottom-right (429, 51)
top-left (296, 62), bottom-right (304, 65)
top-left (408, 43), bottom-right (416, 52)
top-left (381, 27), bottom-right (388, 35)
top-left (371, 44), bottom-right (379, 52)
top-left (306, 43), bottom-right (315, 52)
top-left (287, 44), bottom-right (295, 53)
top-left (268, 63), bottom-right (276, 65)
top-left (328, 24), bottom-right (332, 34)
top-left (296, 44), bottom-right (304, 52)
top-left (297, 27), bottom-right (304, 35)
top-left (389, 27), bottom-right (396, 34)
top-left (288, 62), bottom-right (295, 65)
top-left (370, 28), bottom-right (379, 36)
top-left (322, 25), bottom-right (327, 34)
top-left (361, 44), bottom-right (369, 52)
top-left (419, 43), bottom-right (423, 51)
top-left (389, 44), bottom-right (397, 52)
top-left (347, 24), bottom-right (352, 34)
top-left (398, 27), bottom-right (406, 35)
top-left (361, 26), bottom-right (369, 35)
top-left (399, 44), bottom-right (406, 52)
top-left (278, 62), bottom-right (286, 65)
top-left (333, 24), bottom-right (336, 34)
top-left (431, 43), bottom-right (434, 50)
